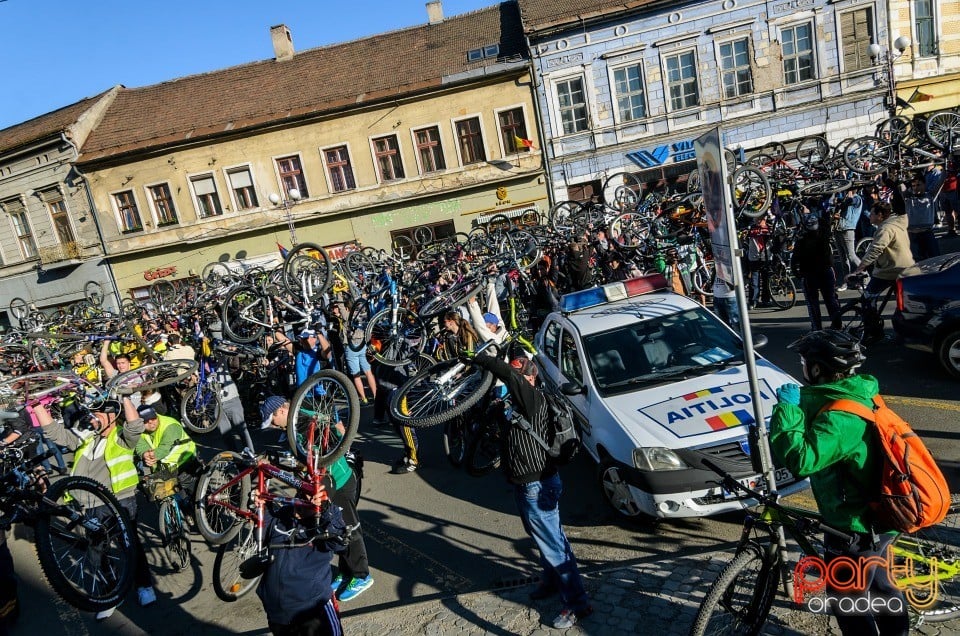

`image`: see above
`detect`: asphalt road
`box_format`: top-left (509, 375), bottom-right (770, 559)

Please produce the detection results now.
top-left (8, 245), bottom-right (960, 635)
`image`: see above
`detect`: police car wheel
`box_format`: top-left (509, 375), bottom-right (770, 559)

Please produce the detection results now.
top-left (598, 460), bottom-right (645, 518)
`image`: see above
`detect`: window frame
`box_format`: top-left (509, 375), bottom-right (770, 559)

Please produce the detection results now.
top-left (410, 124), bottom-right (447, 175)
top-left (494, 104), bottom-right (532, 156)
top-left (370, 133), bottom-right (406, 183)
top-left (662, 48), bottom-right (701, 112)
top-left (451, 114), bottom-right (487, 166)
top-left (3, 198), bottom-right (37, 259)
top-left (717, 36), bottom-right (754, 99)
top-left (609, 61), bottom-right (649, 124)
top-left (43, 192), bottom-right (77, 246)
top-left (780, 21), bottom-right (817, 85)
top-left (913, 0), bottom-right (938, 58)
top-left (273, 153), bottom-right (310, 200)
top-left (551, 73), bottom-right (591, 135)
top-left (111, 189), bottom-right (144, 234)
top-left (222, 164), bottom-right (260, 212)
top-left (320, 143), bottom-right (358, 193)
top-left (143, 181), bottom-right (179, 227)
top-left (187, 172), bottom-right (225, 219)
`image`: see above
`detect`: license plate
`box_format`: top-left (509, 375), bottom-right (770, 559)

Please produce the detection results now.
top-left (723, 467), bottom-right (795, 499)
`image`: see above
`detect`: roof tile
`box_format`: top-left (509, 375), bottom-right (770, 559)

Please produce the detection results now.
top-left (0, 91), bottom-right (111, 155)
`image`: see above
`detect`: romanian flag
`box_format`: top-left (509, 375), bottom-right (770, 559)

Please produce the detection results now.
top-left (705, 410), bottom-right (755, 431)
top-left (683, 387), bottom-right (723, 401)
top-left (514, 135), bottom-right (535, 150)
top-left (277, 242), bottom-right (289, 258)
top-left (909, 88), bottom-right (934, 103)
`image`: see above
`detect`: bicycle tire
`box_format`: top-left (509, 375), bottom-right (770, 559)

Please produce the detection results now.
top-left (287, 369), bottom-right (360, 468)
top-left (892, 494), bottom-right (960, 623)
top-left (798, 179), bottom-right (852, 196)
top-left (364, 307), bottom-right (427, 367)
top-left (282, 242), bottom-right (333, 301)
top-left (767, 270), bottom-right (797, 310)
top-left (795, 135), bottom-right (830, 167)
top-left (926, 110), bottom-right (960, 150)
top-left (731, 166), bottom-right (771, 219)
top-left (692, 260), bottom-right (716, 298)
top-left (389, 359), bottom-right (494, 428)
top-left (548, 200), bottom-right (582, 231)
top-left (149, 280), bottom-right (178, 308)
top-left (875, 116), bottom-right (913, 144)
top-left (601, 171), bottom-right (643, 213)
top-left (34, 476), bottom-right (136, 612)
top-left (180, 381), bottom-right (223, 434)
top-left (412, 225), bottom-right (435, 245)
top-left (221, 285), bottom-right (268, 344)
top-left (443, 416), bottom-right (468, 468)
top-left (415, 278), bottom-right (484, 319)
top-left (465, 428), bottom-right (501, 476)
top-left (212, 522), bottom-right (260, 602)
top-left (120, 298), bottom-right (139, 320)
top-left (854, 237), bottom-right (873, 260)
top-left (84, 281), bottom-right (105, 307)
top-left (8, 297), bottom-right (28, 321)
top-left (843, 136), bottom-right (893, 176)
top-left (195, 451), bottom-right (251, 546)
top-left (392, 235), bottom-right (416, 261)
top-left (108, 359), bottom-right (197, 395)
top-left (608, 211), bottom-right (652, 251)
top-left (158, 498), bottom-right (191, 571)
top-left (690, 542), bottom-right (778, 636)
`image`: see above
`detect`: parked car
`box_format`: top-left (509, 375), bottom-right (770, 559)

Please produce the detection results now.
top-left (533, 275), bottom-right (807, 520)
top-left (892, 252), bottom-right (960, 379)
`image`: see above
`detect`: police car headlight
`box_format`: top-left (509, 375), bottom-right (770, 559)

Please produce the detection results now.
top-left (633, 447), bottom-right (688, 471)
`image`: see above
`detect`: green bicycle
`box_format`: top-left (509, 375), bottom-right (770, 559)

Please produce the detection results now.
top-left (690, 459), bottom-right (960, 635)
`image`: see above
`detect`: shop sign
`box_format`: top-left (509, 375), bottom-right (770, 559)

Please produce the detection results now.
top-left (144, 266), bottom-right (177, 281)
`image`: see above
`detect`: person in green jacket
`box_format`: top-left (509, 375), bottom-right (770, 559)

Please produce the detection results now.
top-left (260, 395), bottom-right (374, 603)
top-left (770, 330), bottom-right (908, 635)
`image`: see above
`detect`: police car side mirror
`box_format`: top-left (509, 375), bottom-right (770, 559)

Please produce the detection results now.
top-left (560, 381), bottom-right (585, 396)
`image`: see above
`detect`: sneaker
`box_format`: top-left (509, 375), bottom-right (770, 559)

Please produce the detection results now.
top-left (332, 574), bottom-right (343, 591)
top-left (391, 457), bottom-right (418, 474)
top-left (96, 606), bottom-right (116, 621)
top-left (552, 606), bottom-right (593, 629)
top-left (337, 575), bottom-right (374, 602)
top-left (138, 586), bottom-right (157, 607)
top-left (836, 284), bottom-right (848, 292)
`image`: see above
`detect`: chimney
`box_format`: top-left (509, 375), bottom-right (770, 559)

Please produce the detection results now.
top-left (426, 0), bottom-right (443, 24)
top-left (270, 24), bottom-right (294, 61)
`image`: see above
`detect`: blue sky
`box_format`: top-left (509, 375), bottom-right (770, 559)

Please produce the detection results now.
top-left (0, 0), bottom-right (496, 131)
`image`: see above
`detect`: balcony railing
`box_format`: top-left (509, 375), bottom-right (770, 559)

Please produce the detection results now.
top-left (38, 241), bottom-right (83, 265)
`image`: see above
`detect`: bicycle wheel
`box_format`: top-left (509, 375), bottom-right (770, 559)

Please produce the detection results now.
top-left (692, 259), bottom-right (716, 298)
top-left (843, 136), bottom-right (893, 176)
top-left (221, 285), bottom-right (267, 344)
top-left (120, 298), bottom-right (139, 320)
top-left (549, 201), bottom-right (581, 231)
top-left (365, 307), bottom-right (427, 367)
top-left (212, 521), bottom-right (260, 602)
top-left (855, 238), bottom-right (873, 260)
top-left (609, 211), bottom-right (652, 251)
top-left (798, 179), bottom-right (852, 196)
top-left (731, 166), bottom-right (771, 219)
top-left (180, 381), bottom-right (223, 434)
top-left (875, 116), bottom-right (913, 144)
top-left (466, 426), bottom-right (501, 476)
top-left (8, 297), bottom-right (28, 322)
top-left (108, 360), bottom-right (198, 395)
top-left (412, 225), bottom-right (435, 245)
top-left (389, 359), bottom-right (494, 428)
top-left (690, 543), bottom-right (778, 636)
top-left (84, 281), bottom-right (105, 307)
top-left (892, 494), bottom-right (960, 623)
top-left (392, 235), bottom-right (416, 261)
top-left (443, 416), bottom-right (468, 468)
top-left (926, 110), bottom-right (960, 150)
top-left (195, 451), bottom-right (251, 546)
top-left (767, 270), bottom-right (797, 310)
top-left (287, 369), bottom-right (360, 468)
top-left (500, 230), bottom-right (542, 270)
top-left (34, 476), bottom-right (136, 612)
top-left (158, 498), bottom-right (191, 571)
top-left (201, 262), bottom-right (233, 288)
top-left (415, 278), bottom-right (484, 320)
top-left (282, 242), bottom-right (332, 301)
top-left (149, 280), bottom-right (178, 308)
top-left (795, 135), bottom-right (830, 167)
top-left (601, 171), bottom-right (643, 213)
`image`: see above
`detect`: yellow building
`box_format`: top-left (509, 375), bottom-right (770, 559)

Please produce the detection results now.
top-left (76, 2), bottom-right (547, 298)
top-left (889, 0), bottom-right (960, 114)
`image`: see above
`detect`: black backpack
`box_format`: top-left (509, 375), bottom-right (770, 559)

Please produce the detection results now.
top-left (511, 392), bottom-right (581, 465)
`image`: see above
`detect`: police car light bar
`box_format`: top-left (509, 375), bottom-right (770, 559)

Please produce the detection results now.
top-left (560, 273), bottom-right (669, 312)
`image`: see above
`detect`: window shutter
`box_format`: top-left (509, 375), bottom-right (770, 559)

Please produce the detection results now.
top-left (228, 170), bottom-right (253, 189)
top-left (193, 176), bottom-right (216, 195)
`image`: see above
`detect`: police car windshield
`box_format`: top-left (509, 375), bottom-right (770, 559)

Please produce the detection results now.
top-left (583, 307), bottom-right (744, 394)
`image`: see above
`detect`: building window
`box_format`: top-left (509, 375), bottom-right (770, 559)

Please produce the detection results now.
top-left (190, 175), bottom-right (223, 218)
top-left (226, 168), bottom-right (258, 210)
top-left (148, 183), bottom-right (178, 225)
top-left (114, 190), bottom-right (143, 232)
top-left (4, 200), bottom-right (37, 258)
top-left (372, 135), bottom-right (405, 182)
top-left (613, 64), bottom-right (647, 122)
top-left (414, 126), bottom-right (446, 173)
top-left (782, 23), bottom-right (815, 84)
top-left (275, 155), bottom-right (309, 199)
top-left (665, 51), bottom-right (700, 110)
top-left (47, 198), bottom-right (76, 244)
top-left (455, 117), bottom-right (486, 165)
top-left (915, 0), bottom-right (937, 57)
top-left (719, 39), bottom-right (754, 98)
top-left (555, 76), bottom-right (589, 134)
top-left (840, 8), bottom-right (875, 71)
top-left (324, 146), bottom-right (356, 192)
top-left (498, 107), bottom-right (530, 153)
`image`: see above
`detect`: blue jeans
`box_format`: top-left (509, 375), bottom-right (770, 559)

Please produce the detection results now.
top-left (513, 473), bottom-right (589, 612)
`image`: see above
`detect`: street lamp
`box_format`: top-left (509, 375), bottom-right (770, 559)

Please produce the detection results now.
top-left (868, 36), bottom-right (911, 117)
top-left (268, 187), bottom-right (302, 244)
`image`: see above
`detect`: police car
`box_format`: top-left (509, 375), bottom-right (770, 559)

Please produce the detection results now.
top-left (534, 274), bottom-right (807, 519)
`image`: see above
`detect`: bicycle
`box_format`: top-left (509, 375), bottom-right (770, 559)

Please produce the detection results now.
top-left (836, 272), bottom-right (897, 343)
top-left (689, 459), bottom-right (960, 634)
top-left (139, 467), bottom-right (192, 572)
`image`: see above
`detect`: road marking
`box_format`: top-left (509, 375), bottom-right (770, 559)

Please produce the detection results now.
top-left (884, 395), bottom-right (960, 412)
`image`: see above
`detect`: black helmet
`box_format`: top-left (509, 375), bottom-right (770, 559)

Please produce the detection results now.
top-left (788, 329), bottom-right (865, 374)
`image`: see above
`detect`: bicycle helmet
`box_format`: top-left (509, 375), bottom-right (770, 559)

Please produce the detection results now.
top-left (788, 329), bottom-right (865, 375)
top-left (91, 398), bottom-right (122, 415)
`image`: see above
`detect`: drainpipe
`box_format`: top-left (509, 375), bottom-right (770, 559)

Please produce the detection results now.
top-left (524, 33), bottom-right (557, 207)
top-left (61, 133), bottom-right (123, 310)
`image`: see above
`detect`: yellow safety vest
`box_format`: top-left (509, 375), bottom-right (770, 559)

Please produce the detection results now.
top-left (72, 427), bottom-right (139, 494)
top-left (142, 414), bottom-right (196, 469)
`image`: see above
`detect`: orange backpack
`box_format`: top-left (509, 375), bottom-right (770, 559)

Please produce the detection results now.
top-left (820, 395), bottom-right (950, 533)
